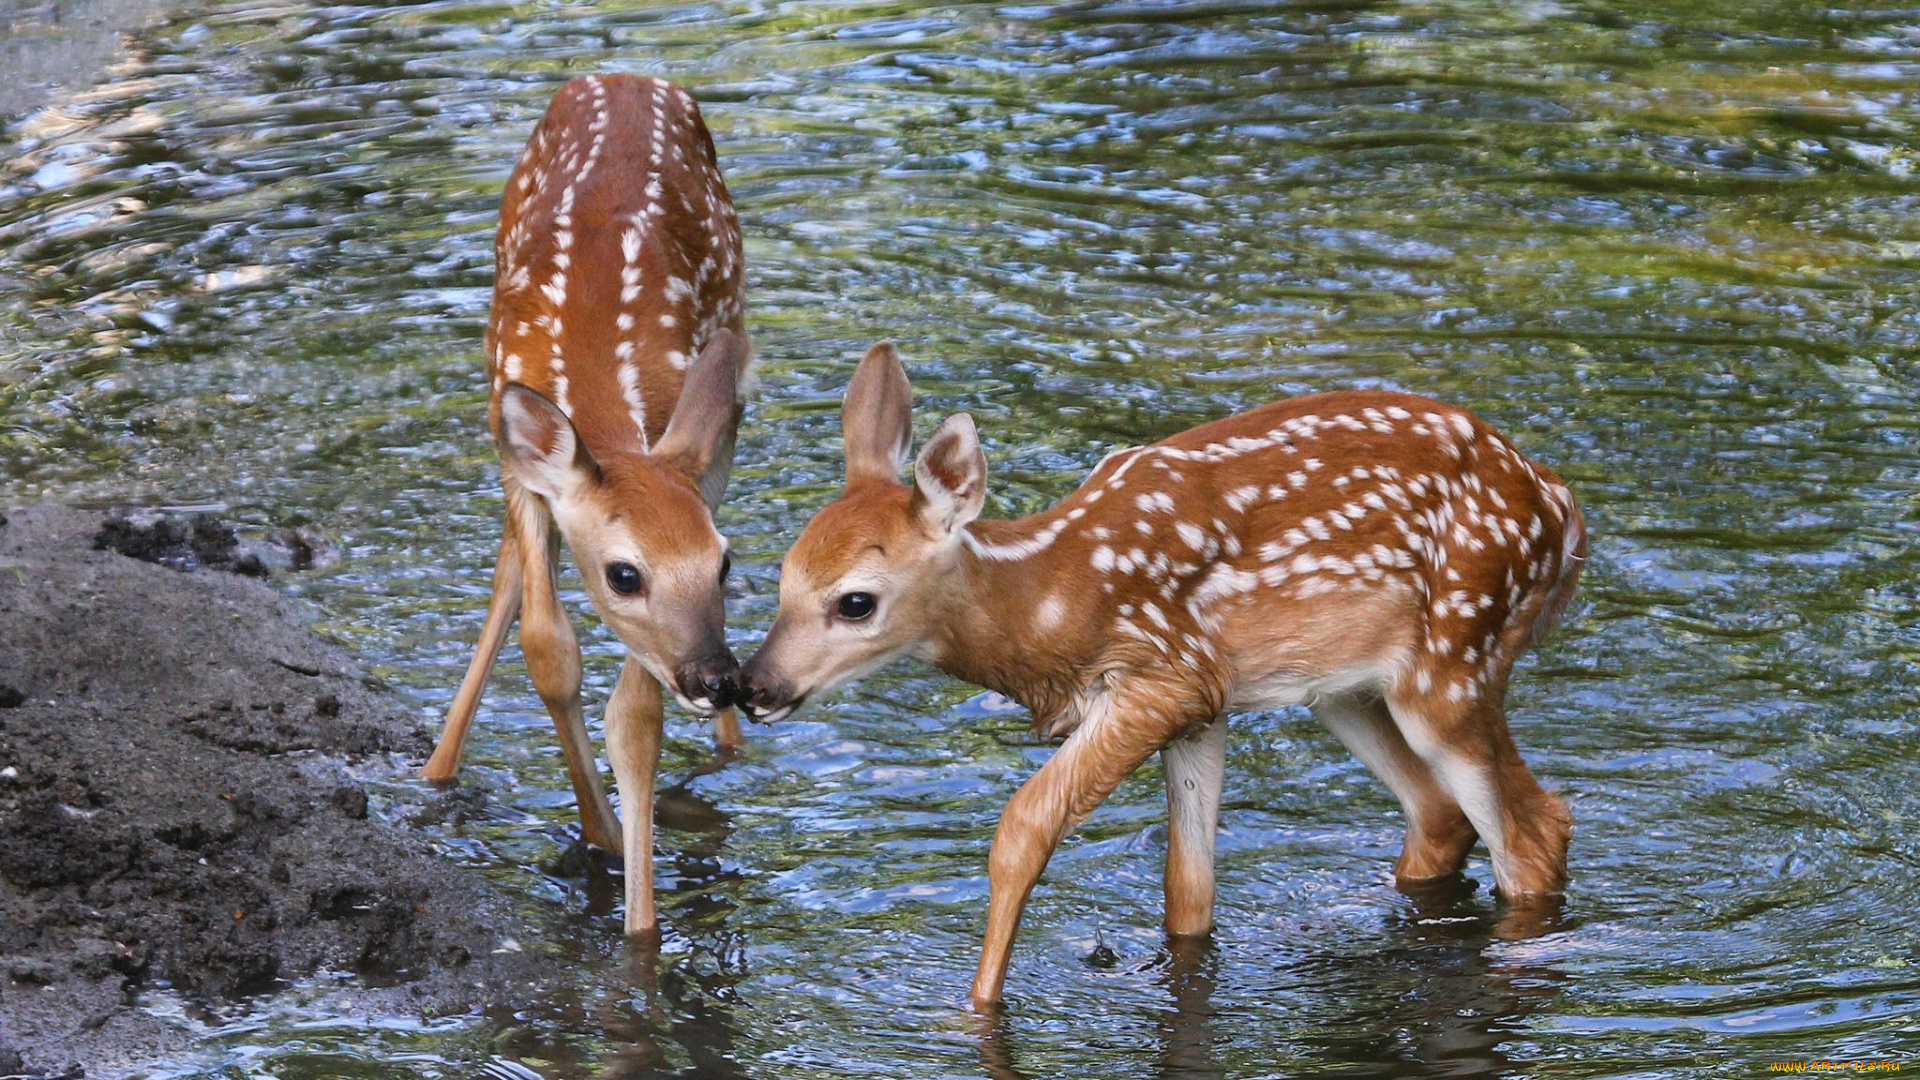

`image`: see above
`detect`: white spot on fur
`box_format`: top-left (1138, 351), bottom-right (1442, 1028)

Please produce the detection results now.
top-left (1037, 595), bottom-right (1065, 631)
top-left (618, 361), bottom-right (648, 445)
top-left (1134, 491), bottom-right (1176, 514)
top-left (1143, 601), bottom-right (1171, 631)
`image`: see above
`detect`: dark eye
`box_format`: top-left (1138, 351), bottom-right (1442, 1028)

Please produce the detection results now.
top-left (719, 552), bottom-right (732, 586)
top-left (606, 562), bottom-right (644, 596)
top-left (837, 592), bottom-right (876, 621)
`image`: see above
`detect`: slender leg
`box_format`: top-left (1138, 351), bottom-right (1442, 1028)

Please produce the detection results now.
top-left (606, 653), bottom-right (665, 937)
top-left (1313, 694), bottom-right (1478, 882)
top-left (971, 697), bottom-right (1187, 1008)
top-left (1385, 686), bottom-right (1569, 899)
top-left (512, 485), bottom-right (624, 854)
top-left (695, 373), bottom-right (745, 758)
top-left (1161, 717), bottom-right (1228, 938)
top-left (422, 527), bottom-right (522, 783)
top-left (711, 707), bottom-right (741, 752)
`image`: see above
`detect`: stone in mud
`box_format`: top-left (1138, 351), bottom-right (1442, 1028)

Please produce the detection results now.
top-left (93, 511), bottom-right (269, 577)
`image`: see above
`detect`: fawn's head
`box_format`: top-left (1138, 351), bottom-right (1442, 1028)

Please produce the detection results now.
top-left (496, 331), bottom-right (748, 713)
top-left (738, 343), bottom-right (986, 723)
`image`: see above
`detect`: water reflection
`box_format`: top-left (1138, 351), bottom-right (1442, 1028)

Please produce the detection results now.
top-left (485, 759), bottom-right (751, 1079)
top-left (973, 940), bottom-right (1233, 1080)
top-left (1303, 879), bottom-right (1570, 1078)
top-left (601, 939), bottom-right (753, 1080)
top-left (611, 761), bottom-right (752, 1078)
top-left (1151, 938), bottom-right (1225, 1080)
top-left (649, 753), bottom-right (746, 931)
top-left (975, 879), bottom-right (1570, 1079)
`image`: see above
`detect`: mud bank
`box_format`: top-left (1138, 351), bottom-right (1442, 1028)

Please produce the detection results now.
top-left (0, 505), bottom-right (554, 1076)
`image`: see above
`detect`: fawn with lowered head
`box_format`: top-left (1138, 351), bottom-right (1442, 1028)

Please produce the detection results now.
top-left (420, 74), bottom-right (751, 936)
top-left (738, 343), bottom-right (1585, 1006)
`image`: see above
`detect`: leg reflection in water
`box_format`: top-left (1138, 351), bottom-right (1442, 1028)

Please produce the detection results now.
top-left (974, 875), bottom-right (1569, 1080)
top-left (600, 935), bottom-right (752, 1080)
top-left (484, 750), bottom-right (753, 1080)
top-left (974, 936), bottom-right (1227, 1080)
top-left (602, 754), bottom-right (751, 1080)
top-left (1154, 936), bottom-right (1225, 1080)
top-left (1304, 875), bottom-right (1572, 1078)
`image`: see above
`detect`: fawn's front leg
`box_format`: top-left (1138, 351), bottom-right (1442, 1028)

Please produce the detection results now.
top-left (512, 485), bottom-right (625, 854)
top-left (972, 695), bottom-right (1196, 1008)
top-left (711, 706), bottom-right (741, 753)
top-left (422, 525), bottom-right (522, 783)
top-left (1161, 717), bottom-right (1228, 938)
top-left (606, 653), bottom-right (665, 937)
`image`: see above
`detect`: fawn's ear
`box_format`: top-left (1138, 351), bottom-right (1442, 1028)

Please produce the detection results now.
top-left (842, 341), bottom-right (913, 485)
top-left (654, 329), bottom-right (751, 488)
top-left (910, 413), bottom-right (986, 536)
top-left (498, 382), bottom-right (600, 504)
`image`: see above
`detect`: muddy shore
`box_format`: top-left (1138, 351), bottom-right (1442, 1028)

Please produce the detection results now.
top-left (0, 505), bottom-right (560, 1076)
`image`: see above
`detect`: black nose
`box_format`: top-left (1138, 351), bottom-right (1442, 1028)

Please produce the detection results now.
top-left (737, 678), bottom-right (779, 715)
top-left (677, 654), bottom-right (740, 711)
top-left (734, 657), bottom-right (798, 721)
top-left (701, 670), bottom-right (738, 705)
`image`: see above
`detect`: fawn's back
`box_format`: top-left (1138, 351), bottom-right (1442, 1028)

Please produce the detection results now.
top-left (959, 390), bottom-right (1584, 716)
top-left (489, 74), bottom-right (745, 461)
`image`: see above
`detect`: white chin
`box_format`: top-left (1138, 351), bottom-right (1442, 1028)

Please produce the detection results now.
top-left (748, 704), bottom-right (795, 725)
top-left (675, 691), bottom-right (716, 715)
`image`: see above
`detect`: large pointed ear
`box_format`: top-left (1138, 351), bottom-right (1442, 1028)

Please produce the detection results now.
top-left (842, 341), bottom-right (912, 485)
top-left (910, 413), bottom-right (987, 536)
top-left (497, 382), bottom-right (599, 503)
top-left (654, 329), bottom-right (750, 484)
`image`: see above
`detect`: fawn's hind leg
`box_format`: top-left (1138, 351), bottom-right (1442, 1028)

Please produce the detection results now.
top-left (1383, 686), bottom-right (1569, 898)
top-left (1315, 693), bottom-right (1478, 883)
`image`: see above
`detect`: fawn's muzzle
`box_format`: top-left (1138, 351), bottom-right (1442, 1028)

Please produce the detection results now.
top-left (735, 661), bottom-right (802, 724)
top-left (675, 653), bottom-right (740, 714)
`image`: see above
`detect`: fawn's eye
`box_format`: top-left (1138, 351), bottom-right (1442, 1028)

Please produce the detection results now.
top-left (836, 592), bottom-right (877, 621)
top-left (606, 562), bottom-right (645, 596)
top-left (719, 552), bottom-right (732, 586)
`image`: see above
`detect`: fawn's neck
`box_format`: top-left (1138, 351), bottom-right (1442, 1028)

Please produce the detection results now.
top-left (925, 510), bottom-right (1104, 726)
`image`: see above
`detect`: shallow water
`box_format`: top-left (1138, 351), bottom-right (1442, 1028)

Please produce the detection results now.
top-left (4, 0), bottom-right (1919, 1076)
